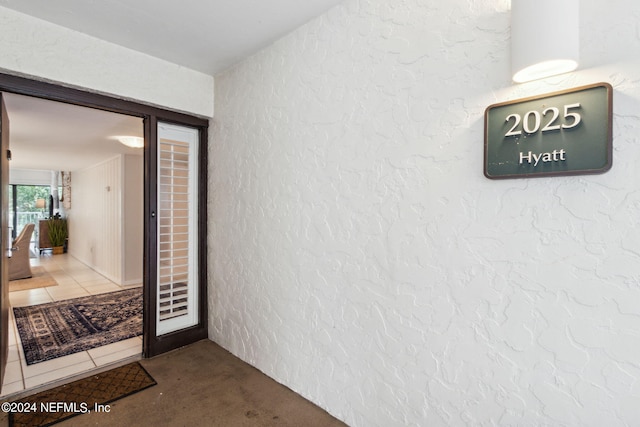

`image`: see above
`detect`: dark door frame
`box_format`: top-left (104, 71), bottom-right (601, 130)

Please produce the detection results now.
top-left (0, 72), bottom-right (209, 359)
top-left (1, 94), bottom-right (10, 389)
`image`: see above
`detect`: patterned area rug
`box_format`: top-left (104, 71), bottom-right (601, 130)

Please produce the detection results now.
top-left (13, 288), bottom-right (142, 365)
top-left (8, 362), bottom-right (156, 427)
top-left (9, 266), bottom-right (58, 292)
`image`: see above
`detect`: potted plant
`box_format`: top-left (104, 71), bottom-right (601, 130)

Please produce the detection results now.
top-left (47, 216), bottom-right (68, 255)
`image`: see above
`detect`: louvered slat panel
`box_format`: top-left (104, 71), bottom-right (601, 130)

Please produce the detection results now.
top-left (158, 137), bottom-right (189, 322)
top-left (156, 123), bottom-right (199, 335)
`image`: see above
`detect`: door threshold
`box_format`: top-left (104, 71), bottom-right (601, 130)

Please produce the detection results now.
top-left (0, 354), bottom-right (142, 402)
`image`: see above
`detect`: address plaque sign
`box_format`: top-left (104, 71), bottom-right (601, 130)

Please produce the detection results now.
top-left (484, 83), bottom-right (613, 179)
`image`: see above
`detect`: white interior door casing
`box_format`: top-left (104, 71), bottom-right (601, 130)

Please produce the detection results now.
top-left (156, 122), bottom-right (199, 335)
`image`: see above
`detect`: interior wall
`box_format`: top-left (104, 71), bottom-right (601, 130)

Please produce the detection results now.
top-left (123, 154), bottom-right (143, 285)
top-left (69, 156), bottom-right (122, 283)
top-left (68, 155), bottom-right (142, 285)
top-left (0, 6), bottom-right (213, 118)
top-left (209, 0), bottom-right (640, 426)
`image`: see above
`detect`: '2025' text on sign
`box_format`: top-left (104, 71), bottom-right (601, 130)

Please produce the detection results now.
top-left (484, 83), bottom-right (612, 179)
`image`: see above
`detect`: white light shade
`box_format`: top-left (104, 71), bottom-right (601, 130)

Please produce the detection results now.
top-left (114, 136), bottom-right (144, 148)
top-left (511, 0), bottom-right (579, 83)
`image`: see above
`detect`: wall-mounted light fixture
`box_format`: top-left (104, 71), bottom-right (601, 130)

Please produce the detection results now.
top-left (511, 0), bottom-right (579, 83)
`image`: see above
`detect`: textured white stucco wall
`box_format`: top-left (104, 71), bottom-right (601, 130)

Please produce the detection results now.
top-left (0, 6), bottom-right (213, 117)
top-left (210, 0), bottom-right (640, 425)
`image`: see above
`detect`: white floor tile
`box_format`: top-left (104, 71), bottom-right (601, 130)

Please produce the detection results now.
top-left (85, 284), bottom-right (122, 295)
top-left (3, 360), bottom-right (23, 385)
top-left (122, 283), bottom-right (143, 289)
top-left (24, 361), bottom-right (97, 389)
top-left (10, 294), bottom-right (53, 307)
top-left (9, 288), bottom-right (54, 307)
top-left (21, 351), bottom-right (94, 379)
top-left (0, 380), bottom-right (25, 396)
top-left (7, 345), bottom-right (21, 363)
top-left (46, 287), bottom-right (91, 301)
top-left (92, 345), bottom-right (142, 367)
top-left (80, 277), bottom-right (113, 286)
top-left (7, 253), bottom-right (142, 396)
top-left (47, 276), bottom-right (78, 286)
top-left (73, 274), bottom-right (105, 283)
top-left (8, 320), bottom-right (17, 347)
top-left (87, 337), bottom-right (142, 360)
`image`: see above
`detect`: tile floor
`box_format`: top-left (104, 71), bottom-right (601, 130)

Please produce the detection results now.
top-left (1, 252), bottom-right (142, 398)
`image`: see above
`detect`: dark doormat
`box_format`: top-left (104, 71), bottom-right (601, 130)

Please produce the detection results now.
top-left (8, 362), bottom-right (156, 427)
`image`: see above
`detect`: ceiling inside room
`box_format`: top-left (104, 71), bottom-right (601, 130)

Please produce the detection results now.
top-left (0, 0), bottom-right (344, 172)
top-left (3, 93), bottom-right (143, 171)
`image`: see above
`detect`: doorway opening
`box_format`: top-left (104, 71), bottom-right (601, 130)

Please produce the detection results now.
top-left (1, 93), bottom-right (144, 397)
top-left (0, 73), bottom-right (209, 400)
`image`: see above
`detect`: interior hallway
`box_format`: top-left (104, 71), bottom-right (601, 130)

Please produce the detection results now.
top-left (1, 339), bottom-right (347, 427)
top-left (1, 253), bottom-right (142, 397)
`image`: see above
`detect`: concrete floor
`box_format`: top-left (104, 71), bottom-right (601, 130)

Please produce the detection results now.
top-left (1, 339), bottom-right (347, 427)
